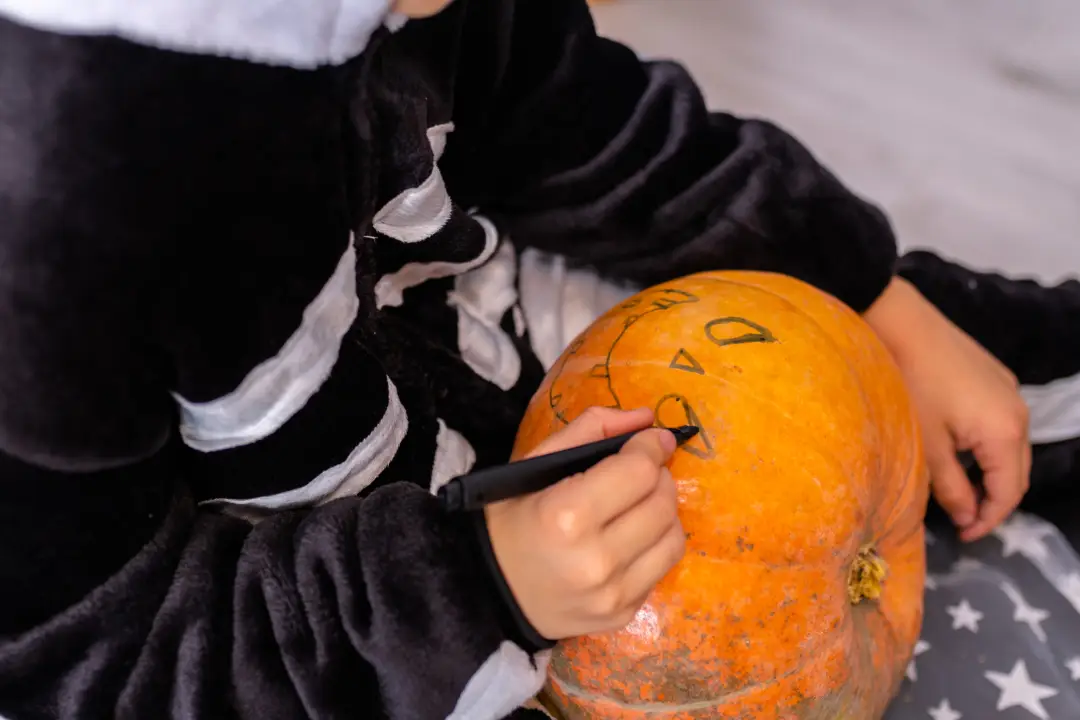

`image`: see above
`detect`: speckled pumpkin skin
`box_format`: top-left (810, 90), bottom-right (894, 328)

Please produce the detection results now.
top-left (512, 271), bottom-right (929, 720)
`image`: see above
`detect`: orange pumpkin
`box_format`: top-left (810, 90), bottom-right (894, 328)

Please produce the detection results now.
top-left (512, 271), bottom-right (929, 719)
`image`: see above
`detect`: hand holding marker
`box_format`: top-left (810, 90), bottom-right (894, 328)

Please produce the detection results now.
top-left (444, 407), bottom-right (697, 642)
top-left (438, 424), bottom-right (698, 511)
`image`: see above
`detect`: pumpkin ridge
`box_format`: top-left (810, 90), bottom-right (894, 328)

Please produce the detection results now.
top-left (549, 652), bottom-right (814, 712)
top-left (687, 271), bottom-right (820, 303)
top-left (844, 609), bottom-right (896, 717)
top-left (866, 447), bottom-right (926, 543)
top-left (869, 592), bottom-right (903, 658)
top-left (548, 625), bottom-right (859, 715)
top-left (867, 488), bottom-right (925, 549)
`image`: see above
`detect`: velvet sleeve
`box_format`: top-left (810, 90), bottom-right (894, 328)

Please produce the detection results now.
top-left (445, 0), bottom-right (898, 313)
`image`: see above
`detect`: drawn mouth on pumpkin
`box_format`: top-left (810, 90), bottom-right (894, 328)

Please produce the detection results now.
top-left (653, 393), bottom-right (715, 460)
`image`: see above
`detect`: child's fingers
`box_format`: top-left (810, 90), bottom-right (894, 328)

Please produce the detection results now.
top-left (961, 442), bottom-right (1029, 542)
top-left (927, 428), bottom-right (979, 530)
top-left (617, 425), bottom-right (677, 466)
top-left (548, 429), bottom-right (673, 532)
top-left (601, 468), bottom-right (679, 570)
top-left (526, 406), bottom-right (653, 459)
top-left (609, 522), bottom-right (686, 622)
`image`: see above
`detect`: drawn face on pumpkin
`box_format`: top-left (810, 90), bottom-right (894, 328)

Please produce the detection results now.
top-left (543, 275), bottom-right (871, 464)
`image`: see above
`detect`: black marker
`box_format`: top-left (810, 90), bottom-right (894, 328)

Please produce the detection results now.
top-left (438, 425), bottom-right (700, 512)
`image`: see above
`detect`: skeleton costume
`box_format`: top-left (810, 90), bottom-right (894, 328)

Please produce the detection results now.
top-left (2, 0), bottom-right (1077, 718)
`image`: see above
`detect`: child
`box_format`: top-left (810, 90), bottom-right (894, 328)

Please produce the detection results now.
top-left (0, 0), bottom-right (1030, 717)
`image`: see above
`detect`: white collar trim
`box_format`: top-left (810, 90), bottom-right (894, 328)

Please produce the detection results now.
top-left (0, 0), bottom-right (395, 68)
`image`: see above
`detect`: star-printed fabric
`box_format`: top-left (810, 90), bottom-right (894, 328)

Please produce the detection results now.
top-left (885, 512), bottom-right (1080, 720)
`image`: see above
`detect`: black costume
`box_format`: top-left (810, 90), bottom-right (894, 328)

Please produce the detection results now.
top-left (1, 0), bottom-right (1077, 718)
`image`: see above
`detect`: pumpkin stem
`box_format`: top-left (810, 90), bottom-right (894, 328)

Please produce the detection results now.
top-left (847, 545), bottom-right (888, 605)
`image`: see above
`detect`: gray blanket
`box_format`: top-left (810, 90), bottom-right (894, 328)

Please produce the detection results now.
top-left (886, 512), bottom-right (1080, 720)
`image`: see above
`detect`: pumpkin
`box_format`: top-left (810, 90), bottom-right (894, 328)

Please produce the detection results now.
top-left (512, 271), bottom-right (929, 719)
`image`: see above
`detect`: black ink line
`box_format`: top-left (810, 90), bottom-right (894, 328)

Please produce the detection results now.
top-left (601, 290), bottom-right (700, 411)
top-left (669, 348), bottom-right (705, 375)
top-left (546, 288), bottom-right (700, 424)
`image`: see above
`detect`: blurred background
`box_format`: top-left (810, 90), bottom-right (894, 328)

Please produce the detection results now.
top-left (592, 0), bottom-right (1080, 285)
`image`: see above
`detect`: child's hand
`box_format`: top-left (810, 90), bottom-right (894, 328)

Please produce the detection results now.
top-left (866, 277), bottom-right (1032, 542)
top-left (486, 407), bottom-right (685, 641)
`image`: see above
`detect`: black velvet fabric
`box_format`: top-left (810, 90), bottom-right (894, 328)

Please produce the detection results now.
top-left (900, 250), bottom-right (1080, 385)
top-left (0, 0), bottom-right (908, 717)
top-left (443, 0), bottom-right (898, 314)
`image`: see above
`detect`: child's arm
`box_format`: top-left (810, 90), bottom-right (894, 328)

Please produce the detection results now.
top-left (444, 0), bottom-right (896, 314)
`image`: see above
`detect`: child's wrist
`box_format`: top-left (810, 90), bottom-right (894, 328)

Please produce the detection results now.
top-left (470, 509), bottom-right (556, 654)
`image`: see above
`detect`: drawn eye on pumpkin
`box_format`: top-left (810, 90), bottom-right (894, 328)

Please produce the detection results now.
top-left (669, 317), bottom-right (778, 378)
top-left (704, 317), bottom-right (777, 347)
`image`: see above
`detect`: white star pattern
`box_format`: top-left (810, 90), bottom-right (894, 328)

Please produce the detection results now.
top-left (985, 660), bottom-right (1058, 719)
top-left (902, 509), bottom-right (1080, 715)
top-left (927, 698), bottom-right (961, 720)
top-left (1002, 583), bottom-right (1050, 642)
top-left (946, 599), bottom-right (983, 633)
top-left (993, 515), bottom-right (1053, 561)
top-left (952, 557), bottom-right (984, 574)
top-left (907, 639), bottom-right (930, 682)
top-left (1060, 572), bottom-right (1080, 611)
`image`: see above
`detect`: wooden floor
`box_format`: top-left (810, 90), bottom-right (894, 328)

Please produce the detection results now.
top-left (592, 0), bottom-right (1080, 283)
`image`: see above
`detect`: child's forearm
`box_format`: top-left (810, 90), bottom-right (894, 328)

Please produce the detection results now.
top-left (863, 275), bottom-right (940, 361)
